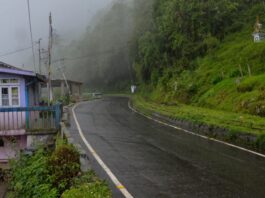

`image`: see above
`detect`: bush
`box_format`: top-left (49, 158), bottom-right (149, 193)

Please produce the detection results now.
top-left (237, 81), bottom-right (256, 92)
top-left (203, 35), bottom-right (220, 52)
top-left (9, 144), bottom-right (111, 198)
top-left (9, 149), bottom-right (58, 198)
top-left (49, 144), bottom-right (80, 193)
top-left (57, 95), bottom-right (71, 105)
top-left (212, 75), bottom-right (223, 85)
top-left (62, 183), bottom-right (112, 198)
top-left (229, 69), bottom-right (241, 78)
top-left (62, 171), bottom-right (112, 198)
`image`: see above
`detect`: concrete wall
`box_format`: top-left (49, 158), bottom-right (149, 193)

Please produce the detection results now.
top-left (27, 134), bottom-right (55, 150)
top-left (70, 83), bottom-right (81, 97)
top-left (0, 135), bottom-right (27, 162)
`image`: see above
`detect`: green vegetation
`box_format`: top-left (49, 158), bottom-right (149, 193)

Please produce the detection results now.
top-left (127, 1), bottom-right (265, 150)
top-left (7, 141), bottom-right (112, 198)
top-left (132, 0), bottom-right (265, 116)
top-left (8, 149), bottom-right (58, 198)
top-left (132, 95), bottom-right (265, 152)
top-left (133, 96), bottom-right (265, 135)
top-left (49, 144), bottom-right (80, 194)
top-left (62, 171), bottom-right (112, 198)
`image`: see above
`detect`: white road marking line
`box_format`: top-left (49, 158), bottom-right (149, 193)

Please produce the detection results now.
top-left (72, 102), bottom-right (134, 198)
top-left (128, 101), bottom-right (265, 158)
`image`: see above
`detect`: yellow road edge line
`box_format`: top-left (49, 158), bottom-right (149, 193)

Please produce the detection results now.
top-left (117, 185), bottom-right (125, 189)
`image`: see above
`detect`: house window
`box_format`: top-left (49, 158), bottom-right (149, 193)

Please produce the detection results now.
top-left (1, 87), bottom-right (9, 106)
top-left (0, 79), bottom-right (19, 84)
top-left (0, 139), bottom-right (4, 147)
top-left (11, 87), bottom-right (19, 106)
top-left (0, 78), bottom-right (20, 107)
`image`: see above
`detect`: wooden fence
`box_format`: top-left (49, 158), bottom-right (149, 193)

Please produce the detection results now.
top-left (0, 104), bottom-right (62, 131)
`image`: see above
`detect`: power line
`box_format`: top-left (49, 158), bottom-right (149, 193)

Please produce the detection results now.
top-left (0, 46), bottom-right (34, 58)
top-left (26, 0), bottom-right (36, 72)
top-left (52, 45), bottom-right (129, 64)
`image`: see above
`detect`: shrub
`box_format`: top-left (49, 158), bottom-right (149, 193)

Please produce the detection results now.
top-left (62, 171), bottom-right (112, 198)
top-left (9, 144), bottom-right (111, 198)
top-left (9, 149), bottom-right (58, 198)
top-left (212, 75), bottom-right (223, 85)
top-left (249, 101), bottom-right (265, 117)
top-left (229, 69), bottom-right (241, 78)
top-left (203, 35), bottom-right (220, 52)
top-left (151, 69), bottom-right (160, 87)
top-left (49, 144), bottom-right (80, 193)
top-left (237, 82), bottom-right (255, 92)
top-left (62, 183), bottom-right (112, 198)
top-left (57, 95), bottom-right (70, 105)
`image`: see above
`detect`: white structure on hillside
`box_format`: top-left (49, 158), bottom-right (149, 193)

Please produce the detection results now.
top-left (253, 16), bottom-right (265, 42)
top-left (131, 85), bottom-right (137, 93)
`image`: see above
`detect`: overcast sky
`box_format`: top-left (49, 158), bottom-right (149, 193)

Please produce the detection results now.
top-left (0, 0), bottom-right (112, 69)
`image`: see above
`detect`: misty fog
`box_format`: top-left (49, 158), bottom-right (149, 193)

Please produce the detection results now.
top-left (0, 0), bottom-right (112, 68)
top-left (57, 0), bottom-right (153, 91)
top-left (0, 0), bottom-right (153, 91)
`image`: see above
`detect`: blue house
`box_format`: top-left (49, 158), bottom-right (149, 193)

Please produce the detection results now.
top-left (0, 61), bottom-right (44, 107)
top-left (0, 61), bottom-right (61, 162)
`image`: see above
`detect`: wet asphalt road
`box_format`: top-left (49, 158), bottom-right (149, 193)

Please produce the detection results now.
top-left (72, 97), bottom-right (265, 198)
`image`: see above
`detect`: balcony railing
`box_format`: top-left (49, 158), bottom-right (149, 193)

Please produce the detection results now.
top-left (0, 104), bottom-right (62, 132)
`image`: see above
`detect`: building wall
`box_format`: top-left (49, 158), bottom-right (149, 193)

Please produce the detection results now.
top-left (0, 135), bottom-right (27, 162)
top-left (70, 83), bottom-right (82, 100)
top-left (0, 74), bottom-right (27, 131)
top-left (27, 134), bottom-right (55, 149)
top-left (28, 82), bottom-right (40, 106)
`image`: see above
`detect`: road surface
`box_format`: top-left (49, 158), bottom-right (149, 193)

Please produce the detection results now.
top-left (70, 97), bottom-right (265, 198)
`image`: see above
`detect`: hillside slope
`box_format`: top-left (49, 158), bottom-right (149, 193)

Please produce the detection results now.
top-left (134, 1), bottom-right (265, 118)
top-left (160, 29), bottom-right (265, 117)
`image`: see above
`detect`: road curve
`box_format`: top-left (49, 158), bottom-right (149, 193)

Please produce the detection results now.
top-left (72, 97), bottom-right (265, 198)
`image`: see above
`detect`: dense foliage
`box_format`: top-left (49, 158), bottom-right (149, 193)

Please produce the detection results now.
top-left (49, 144), bottom-right (80, 194)
top-left (8, 144), bottom-right (112, 198)
top-left (131, 0), bottom-right (265, 117)
top-left (62, 171), bottom-right (112, 198)
top-left (9, 149), bottom-right (58, 198)
top-left (134, 0), bottom-right (264, 81)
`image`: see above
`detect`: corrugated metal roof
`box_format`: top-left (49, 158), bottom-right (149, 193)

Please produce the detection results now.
top-left (0, 61), bottom-right (25, 71)
top-left (0, 61), bottom-right (47, 82)
top-left (0, 61), bottom-right (35, 76)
